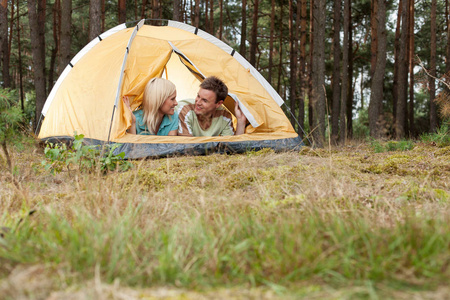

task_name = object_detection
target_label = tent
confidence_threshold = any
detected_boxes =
[38,20,303,159]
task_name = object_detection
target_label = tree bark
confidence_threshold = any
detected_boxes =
[370,0,378,78]
[17,1,24,111]
[173,0,181,21]
[0,0,11,88]
[308,0,313,130]
[408,0,415,136]
[312,0,326,147]
[209,0,214,34]
[298,0,307,139]
[249,0,259,67]
[89,0,101,40]
[239,0,247,58]
[368,0,387,138]
[58,0,72,75]
[118,0,126,23]
[48,0,60,91]
[268,0,275,85]
[219,0,223,39]
[141,0,147,19]
[289,0,297,128]
[28,0,47,129]
[395,0,408,139]
[347,0,353,138]
[331,0,341,144]
[339,0,349,144]
[195,0,200,27]
[430,0,437,132]
[393,0,402,132]
[277,0,284,93]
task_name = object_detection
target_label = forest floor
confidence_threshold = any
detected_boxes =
[0,137,449,299]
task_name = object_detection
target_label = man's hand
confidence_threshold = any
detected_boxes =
[234,101,247,135]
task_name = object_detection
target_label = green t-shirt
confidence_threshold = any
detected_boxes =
[177,99,234,137]
[133,109,179,136]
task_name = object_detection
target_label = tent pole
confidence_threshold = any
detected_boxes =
[107,19,146,143]
[283,103,312,146]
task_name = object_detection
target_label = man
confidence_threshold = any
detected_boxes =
[178,76,247,136]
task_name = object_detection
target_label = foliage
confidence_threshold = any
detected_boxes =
[369,138,415,153]
[42,133,132,174]
[0,88,23,144]
[420,122,450,147]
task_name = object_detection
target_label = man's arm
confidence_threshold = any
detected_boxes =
[178,105,194,136]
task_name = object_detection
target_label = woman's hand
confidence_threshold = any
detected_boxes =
[123,96,136,124]
[123,96,137,134]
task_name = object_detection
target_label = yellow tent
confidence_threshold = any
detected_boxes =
[38,20,302,158]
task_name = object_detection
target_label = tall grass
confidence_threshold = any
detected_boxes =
[1,143,449,298]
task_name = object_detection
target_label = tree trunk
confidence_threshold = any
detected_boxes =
[0,0,11,88]
[28,0,47,130]
[430,0,438,132]
[209,0,214,34]
[141,0,147,19]
[17,1,24,111]
[118,0,126,23]
[331,0,341,144]
[219,0,223,39]
[268,0,275,85]
[312,0,326,147]
[308,0,313,130]
[48,0,60,91]
[347,0,353,138]
[368,0,387,138]
[393,0,402,132]
[289,0,296,128]
[396,0,408,139]
[58,0,71,75]
[249,0,259,67]
[173,0,181,21]
[298,0,307,139]
[446,0,450,89]
[370,0,378,78]
[89,0,101,40]
[339,0,349,144]
[239,0,246,58]
[194,0,200,27]
[277,0,284,93]
[408,0,415,136]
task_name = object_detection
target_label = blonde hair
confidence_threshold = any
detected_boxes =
[142,78,176,134]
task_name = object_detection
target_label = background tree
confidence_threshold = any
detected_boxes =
[339,0,350,144]
[331,0,341,144]
[368,0,387,138]
[58,0,72,75]
[89,0,102,41]
[312,0,326,147]
[0,0,10,88]
[27,0,47,129]
[430,0,437,132]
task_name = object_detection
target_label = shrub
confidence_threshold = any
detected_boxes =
[42,133,133,175]
[420,122,450,147]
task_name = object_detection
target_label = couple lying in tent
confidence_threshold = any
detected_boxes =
[123,76,248,137]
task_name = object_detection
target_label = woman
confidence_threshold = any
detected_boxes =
[123,78,178,136]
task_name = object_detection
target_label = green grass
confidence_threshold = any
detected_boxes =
[1,139,449,299]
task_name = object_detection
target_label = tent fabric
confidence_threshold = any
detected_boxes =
[38,20,303,158]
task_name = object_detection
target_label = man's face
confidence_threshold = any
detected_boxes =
[194,88,223,116]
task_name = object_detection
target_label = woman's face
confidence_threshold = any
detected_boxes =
[159,91,178,115]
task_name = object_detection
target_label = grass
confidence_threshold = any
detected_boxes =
[0,138,449,299]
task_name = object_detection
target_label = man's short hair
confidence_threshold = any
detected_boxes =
[200,76,228,103]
